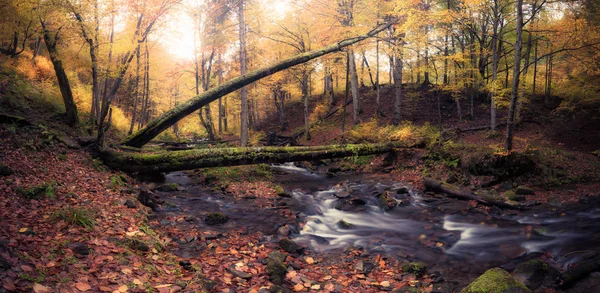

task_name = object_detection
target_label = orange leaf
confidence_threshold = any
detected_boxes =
[74,282,92,292]
[33,283,50,293]
[21,265,33,272]
[293,283,304,291]
[99,286,113,292]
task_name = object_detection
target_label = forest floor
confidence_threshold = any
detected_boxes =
[2,81,600,293]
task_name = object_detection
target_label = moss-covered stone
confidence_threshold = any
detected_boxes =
[515,186,535,195]
[402,262,428,277]
[513,259,551,290]
[156,183,179,192]
[461,268,531,293]
[504,190,525,202]
[279,238,304,254]
[204,212,229,225]
[377,193,396,211]
[337,220,355,229]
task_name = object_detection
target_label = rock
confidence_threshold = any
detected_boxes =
[69,242,90,256]
[137,189,164,211]
[184,236,195,243]
[326,172,335,178]
[179,260,194,271]
[504,190,525,202]
[268,252,288,263]
[159,219,171,225]
[337,220,355,229]
[204,212,229,225]
[279,238,304,254]
[184,215,196,222]
[396,187,410,194]
[124,199,137,208]
[378,193,397,211]
[515,186,535,196]
[402,262,428,277]
[156,183,180,192]
[512,259,552,290]
[0,164,13,176]
[127,238,150,252]
[266,257,287,285]
[499,244,527,259]
[461,268,531,293]
[268,285,284,293]
[227,267,253,279]
[277,225,290,237]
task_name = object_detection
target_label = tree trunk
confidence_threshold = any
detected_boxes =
[375,25,381,115]
[120,23,393,147]
[102,142,407,173]
[302,75,311,140]
[41,22,79,127]
[392,54,403,125]
[239,0,249,146]
[129,46,141,135]
[348,49,360,125]
[505,0,524,151]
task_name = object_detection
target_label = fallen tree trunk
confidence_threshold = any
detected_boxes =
[423,177,537,210]
[102,142,405,173]
[120,22,394,148]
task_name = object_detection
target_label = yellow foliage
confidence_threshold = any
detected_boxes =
[309,101,329,122]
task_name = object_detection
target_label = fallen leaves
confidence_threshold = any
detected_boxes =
[74,282,92,292]
[33,283,50,293]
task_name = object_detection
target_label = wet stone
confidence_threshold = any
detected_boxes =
[279,238,304,255]
[159,219,171,225]
[69,242,90,256]
[184,215,196,222]
[227,267,252,279]
[204,212,229,225]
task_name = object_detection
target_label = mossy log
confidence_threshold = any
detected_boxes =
[423,177,536,210]
[120,22,393,148]
[101,142,405,173]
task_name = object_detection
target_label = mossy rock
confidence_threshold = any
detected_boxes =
[126,238,150,252]
[204,212,229,225]
[267,251,288,263]
[273,185,290,197]
[337,220,355,229]
[504,190,525,202]
[402,262,428,277]
[513,259,554,290]
[0,164,13,176]
[279,238,304,254]
[156,183,179,192]
[461,268,531,293]
[377,193,396,211]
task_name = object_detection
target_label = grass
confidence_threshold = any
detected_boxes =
[51,207,96,228]
[16,181,57,200]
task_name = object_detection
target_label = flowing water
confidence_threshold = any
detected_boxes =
[159,163,600,282]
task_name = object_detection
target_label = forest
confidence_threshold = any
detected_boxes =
[1,0,600,292]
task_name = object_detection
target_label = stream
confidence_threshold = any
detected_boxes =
[156,163,600,287]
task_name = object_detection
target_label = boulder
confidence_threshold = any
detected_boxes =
[504,191,525,202]
[279,238,304,255]
[461,268,531,293]
[156,183,180,192]
[512,259,553,290]
[204,212,229,225]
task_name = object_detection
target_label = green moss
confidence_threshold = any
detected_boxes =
[504,190,525,202]
[16,181,57,200]
[461,268,531,293]
[204,212,229,225]
[156,183,179,192]
[402,262,428,277]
